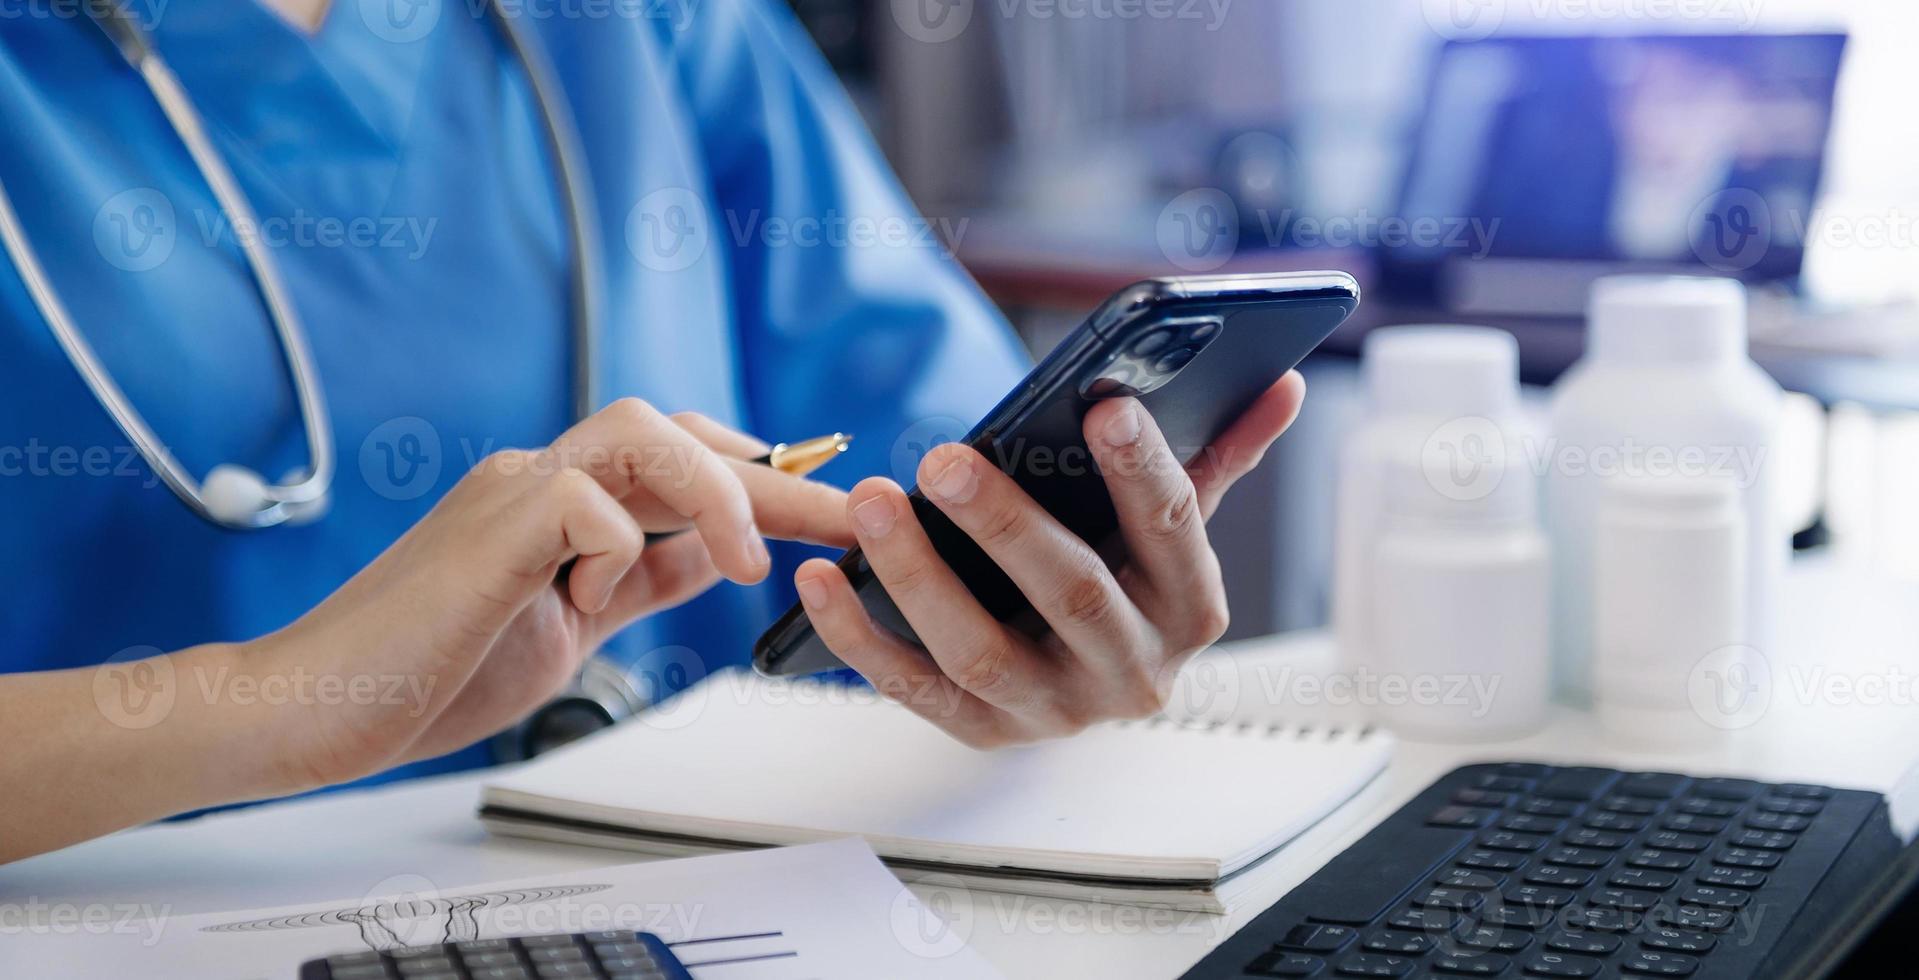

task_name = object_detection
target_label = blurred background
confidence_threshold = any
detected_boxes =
[781,0,1919,639]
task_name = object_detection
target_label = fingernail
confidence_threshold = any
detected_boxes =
[852,495,897,538]
[744,526,769,567]
[927,456,978,504]
[1103,402,1142,448]
[796,576,828,610]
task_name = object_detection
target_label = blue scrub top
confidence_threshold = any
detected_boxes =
[0,0,1028,786]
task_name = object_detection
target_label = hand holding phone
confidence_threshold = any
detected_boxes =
[757,272,1359,746]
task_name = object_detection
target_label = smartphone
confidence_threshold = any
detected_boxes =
[753,271,1361,676]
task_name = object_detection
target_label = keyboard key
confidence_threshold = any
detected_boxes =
[1543,932,1619,955]
[1693,778,1761,801]
[462,953,523,968]
[1533,769,1617,801]
[1581,812,1645,833]
[1498,764,1555,778]
[1542,847,1612,869]
[1455,926,1533,953]
[1773,783,1832,800]
[1431,951,1510,975]
[1625,850,1695,871]
[1746,812,1812,833]
[1561,907,1639,932]
[1415,887,1485,911]
[1430,806,1500,829]
[1674,798,1741,818]
[1621,951,1699,976]
[1483,905,1558,930]
[1522,952,1601,977]
[1501,814,1565,835]
[1640,831,1710,853]
[1659,814,1726,835]
[1641,927,1717,954]
[1474,775,1535,793]
[1678,886,1750,909]
[1456,789,1518,808]
[468,969,532,980]
[1248,951,1326,977]
[1714,847,1781,869]
[1525,866,1593,888]
[1589,889,1659,912]
[1520,798,1581,819]
[1608,869,1678,891]
[1460,850,1530,872]
[1363,930,1434,955]
[1729,829,1797,851]
[1438,870,1506,890]
[1617,773,1689,799]
[1757,796,1823,815]
[527,947,587,963]
[1656,906,1734,933]
[1560,829,1632,850]
[1597,795,1660,816]
[1333,953,1415,977]
[1479,831,1549,853]
[1503,885,1576,908]
[331,966,396,980]
[532,964,596,978]
[1696,866,1767,889]
[1387,907,1464,933]
[1280,924,1359,954]
[519,936,580,948]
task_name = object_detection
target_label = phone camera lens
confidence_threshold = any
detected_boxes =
[1153,347,1199,374]
[1130,328,1176,357]
[1187,320,1221,344]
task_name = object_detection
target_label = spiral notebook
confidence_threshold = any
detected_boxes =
[480,670,1393,912]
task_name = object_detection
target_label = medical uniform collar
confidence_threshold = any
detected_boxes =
[145,0,445,187]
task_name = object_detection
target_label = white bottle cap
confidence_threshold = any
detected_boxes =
[1587,275,1747,365]
[1363,325,1519,420]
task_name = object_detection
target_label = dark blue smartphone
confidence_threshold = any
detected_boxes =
[753,271,1361,676]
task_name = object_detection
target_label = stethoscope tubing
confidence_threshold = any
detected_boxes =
[0,2,599,529]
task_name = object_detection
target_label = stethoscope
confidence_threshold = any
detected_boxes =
[0,2,603,530]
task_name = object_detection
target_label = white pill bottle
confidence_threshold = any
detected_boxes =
[1546,276,1784,702]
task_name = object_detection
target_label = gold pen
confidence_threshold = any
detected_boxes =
[756,432,852,477]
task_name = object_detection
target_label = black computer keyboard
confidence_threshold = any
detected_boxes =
[298,930,692,980]
[1181,764,1906,979]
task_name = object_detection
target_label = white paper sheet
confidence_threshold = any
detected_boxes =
[3,838,1001,979]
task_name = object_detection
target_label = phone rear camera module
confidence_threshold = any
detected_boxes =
[1130,328,1176,357]
[1153,347,1199,374]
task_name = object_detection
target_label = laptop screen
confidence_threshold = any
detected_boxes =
[1385,33,1848,303]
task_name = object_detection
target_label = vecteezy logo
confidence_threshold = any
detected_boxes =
[1162,654,1240,721]
[1421,416,1506,502]
[359,417,443,501]
[358,0,440,43]
[890,0,973,44]
[94,188,176,273]
[1156,188,1239,273]
[1689,187,1773,273]
[889,874,973,959]
[92,645,177,730]
[632,645,709,731]
[625,188,710,273]
[1689,645,1772,730]
[1421,0,1505,41]
[889,416,970,487]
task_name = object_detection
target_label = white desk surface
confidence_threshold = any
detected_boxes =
[8,557,1919,979]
